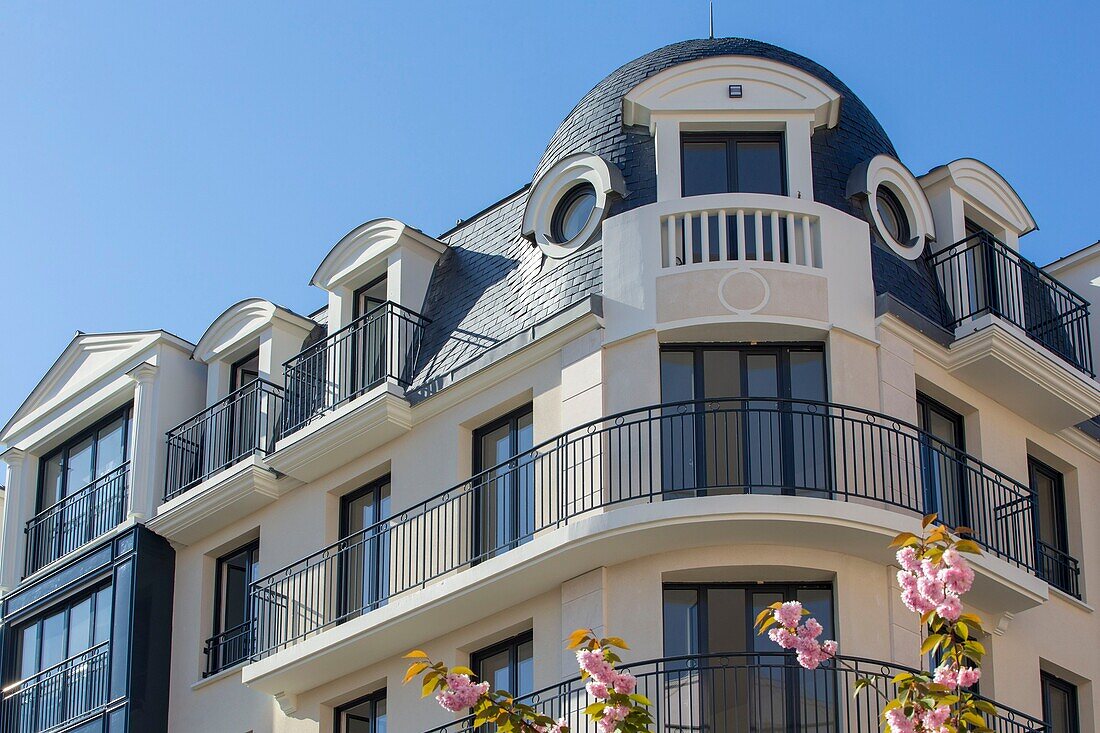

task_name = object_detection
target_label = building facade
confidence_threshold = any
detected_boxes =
[1,37,1097,733]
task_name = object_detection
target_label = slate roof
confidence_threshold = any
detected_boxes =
[400,38,951,389]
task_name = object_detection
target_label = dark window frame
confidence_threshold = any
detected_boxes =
[1041,671,1080,733]
[659,343,827,403]
[11,581,113,684]
[229,349,261,391]
[680,131,788,197]
[1029,457,1069,552]
[338,475,393,616]
[875,185,911,245]
[335,688,387,733]
[471,629,535,697]
[915,392,970,528]
[472,404,535,560]
[550,183,597,244]
[662,581,834,655]
[212,540,260,647]
[353,274,388,320]
[36,405,132,513]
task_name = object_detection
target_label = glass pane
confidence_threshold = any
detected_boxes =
[1044,680,1074,733]
[477,647,513,692]
[66,436,94,495]
[479,422,513,554]
[342,697,381,733]
[95,416,127,476]
[683,141,729,196]
[705,589,748,733]
[375,698,387,733]
[790,351,829,494]
[516,638,534,697]
[557,188,596,242]
[67,597,93,657]
[94,587,112,645]
[662,588,700,657]
[232,352,260,390]
[41,609,67,669]
[18,623,40,679]
[796,589,837,733]
[661,352,698,493]
[750,591,787,732]
[1035,470,1060,546]
[40,453,65,509]
[356,278,388,318]
[703,351,743,493]
[220,548,253,629]
[706,588,747,653]
[735,141,783,194]
[745,355,781,490]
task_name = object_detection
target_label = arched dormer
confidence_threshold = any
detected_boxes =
[621,55,842,202]
[193,298,315,404]
[919,158,1037,252]
[311,218,447,333]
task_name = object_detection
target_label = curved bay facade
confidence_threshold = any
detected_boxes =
[2,37,1098,733]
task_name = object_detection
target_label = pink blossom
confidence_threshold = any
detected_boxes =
[943,548,961,566]
[885,708,916,733]
[773,601,804,628]
[897,570,918,592]
[821,639,838,656]
[798,617,823,640]
[917,574,946,605]
[597,704,630,732]
[901,587,935,614]
[957,666,981,688]
[586,679,610,699]
[768,627,797,649]
[576,649,616,684]
[933,664,958,689]
[936,595,962,621]
[435,674,489,713]
[940,559,974,595]
[896,546,920,572]
[533,719,568,733]
[611,671,636,695]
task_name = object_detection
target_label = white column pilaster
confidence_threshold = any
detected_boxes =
[126,361,160,522]
[0,448,32,592]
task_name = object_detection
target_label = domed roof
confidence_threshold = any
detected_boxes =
[536,37,896,218]
[533,37,945,327]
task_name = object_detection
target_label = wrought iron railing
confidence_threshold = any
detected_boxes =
[203,621,253,677]
[248,398,1038,659]
[164,379,284,501]
[928,231,1094,376]
[0,642,110,733]
[281,302,429,436]
[421,652,1046,733]
[24,464,129,577]
[1037,540,1081,599]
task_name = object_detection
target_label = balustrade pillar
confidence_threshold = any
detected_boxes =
[0,447,31,590]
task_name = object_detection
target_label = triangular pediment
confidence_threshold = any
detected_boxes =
[2,330,191,443]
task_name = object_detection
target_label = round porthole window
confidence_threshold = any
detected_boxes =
[875,185,911,247]
[551,183,597,244]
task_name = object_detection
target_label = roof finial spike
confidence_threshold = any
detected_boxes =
[709,0,714,39]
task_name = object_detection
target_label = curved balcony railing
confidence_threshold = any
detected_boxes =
[0,642,110,733]
[929,231,1094,376]
[281,301,429,436]
[25,463,129,577]
[422,652,1045,733]
[248,398,1038,659]
[164,379,284,501]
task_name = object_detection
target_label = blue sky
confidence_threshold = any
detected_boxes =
[1,1,1098,430]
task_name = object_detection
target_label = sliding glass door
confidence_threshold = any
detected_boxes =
[659,345,828,497]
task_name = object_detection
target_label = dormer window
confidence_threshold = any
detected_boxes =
[551,183,597,244]
[681,132,786,197]
[230,350,260,391]
[354,275,388,318]
[38,408,130,514]
[875,185,911,246]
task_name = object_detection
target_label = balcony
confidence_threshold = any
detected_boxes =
[602,193,877,347]
[24,464,129,577]
[152,380,288,545]
[1037,540,1081,599]
[421,652,1044,733]
[244,399,1049,692]
[203,621,253,678]
[266,302,427,482]
[929,230,1094,376]
[0,642,111,733]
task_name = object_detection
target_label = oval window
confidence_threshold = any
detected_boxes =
[876,185,911,246]
[551,183,597,244]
